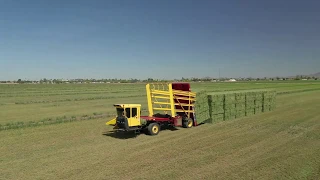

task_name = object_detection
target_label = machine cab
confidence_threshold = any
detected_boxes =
[114,104,141,127]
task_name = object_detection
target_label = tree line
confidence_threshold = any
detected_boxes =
[0,75,317,84]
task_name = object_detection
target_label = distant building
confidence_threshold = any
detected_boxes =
[228,79,236,82]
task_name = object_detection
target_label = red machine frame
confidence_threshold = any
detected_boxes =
[140,82,198,127]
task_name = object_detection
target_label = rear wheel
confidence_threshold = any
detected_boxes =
[182,118,193,128]
[147,123,160,135]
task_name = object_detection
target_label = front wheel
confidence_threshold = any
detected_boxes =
[147,123,160,135]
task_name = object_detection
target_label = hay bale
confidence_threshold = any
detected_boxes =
[235,101,246,118]
[194,91,210,124]
[269,90,277,110]
[236,109,246,118]
[246,108,255,116]
[245,97,255,113]
[224,114,236,120]
[212,113,224,122]
[235,102,246,109]
[212,105,224,114]
[263,104,271,112]
[224,107,236,120]
[255,100,263,108]
[255,92,263,100]
[208,93,225,114]
[224,92,236,114]
[262,90,276,112]
[224,92,236,104]
[235,92,246,104]
[255,106,263,114]
[211,93,225,102]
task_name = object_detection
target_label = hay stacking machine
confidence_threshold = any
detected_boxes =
[106,82,200,135]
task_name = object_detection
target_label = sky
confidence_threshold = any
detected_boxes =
[0,0,319,80]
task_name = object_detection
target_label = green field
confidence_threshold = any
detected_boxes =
[1,81,320,179]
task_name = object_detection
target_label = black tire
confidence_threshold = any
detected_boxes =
[182,118,193,128]
[147,123,160,135]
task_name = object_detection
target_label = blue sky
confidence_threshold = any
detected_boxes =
[0,0,319,80]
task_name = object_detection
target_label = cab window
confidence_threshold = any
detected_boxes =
[125,108,131,117]
[124,108,137,118]
[132,108,137,117]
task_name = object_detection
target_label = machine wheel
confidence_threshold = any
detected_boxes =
[182,118,193,128]
[147,123,160,135]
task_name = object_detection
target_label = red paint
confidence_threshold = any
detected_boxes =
[140,115,184,127]
[140,116,172,121]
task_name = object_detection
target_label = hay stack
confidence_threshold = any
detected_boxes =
[224,92,236,120]
[263,90,276,112]
[245,91,256,116]
[191,89,276,124]
[254,92,263,114]
[208,92,225,123]
[235,92,246,118]
[194,90,210,124]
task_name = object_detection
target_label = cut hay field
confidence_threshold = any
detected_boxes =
[1,81,320,179]
[1,81,320,126]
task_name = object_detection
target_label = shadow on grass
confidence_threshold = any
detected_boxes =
[102,125,180,139]
[102,130,140,139]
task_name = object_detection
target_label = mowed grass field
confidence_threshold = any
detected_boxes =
[1,81,320,179]
[1,81,320,125]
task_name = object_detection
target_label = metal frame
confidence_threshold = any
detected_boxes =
[146,83,196,119]
[106,82,199,130]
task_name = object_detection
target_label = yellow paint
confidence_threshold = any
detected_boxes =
[106,118,116,126]
[145,83,196,118]
[187,119,193,127]
[108,104,142,127]
[113,104,141,108]
[146,84,153,117]
[127,105,141,126]
[168,83,176,117]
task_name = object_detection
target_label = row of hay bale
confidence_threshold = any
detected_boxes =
[194,90,276,124]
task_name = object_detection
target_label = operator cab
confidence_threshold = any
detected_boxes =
[113,104,141,129]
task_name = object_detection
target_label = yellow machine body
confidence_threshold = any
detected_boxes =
[105,83,197,135]
[106,104,141,127]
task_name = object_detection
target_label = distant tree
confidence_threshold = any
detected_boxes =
[17,79,22,83]
[40,78,48,84]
